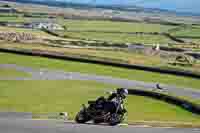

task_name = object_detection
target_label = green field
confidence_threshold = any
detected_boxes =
[0,80,199,123]
[0,52,199,89]
[63,20,175,33]
[184,38,200,44]
[171,26,200,38]
[58,19,177,44]
[1,6,200,45]
[63,31,174,44]
[0,67,30,78]
[0,16,27,23]
[0,15,181,44]
[2,42,200,76]
[170,26,200,45]
[0,43,162,66]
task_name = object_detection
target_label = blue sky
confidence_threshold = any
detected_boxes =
[26,0,200,14]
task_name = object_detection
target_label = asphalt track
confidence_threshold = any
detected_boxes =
[0,113,199,133]
[1,120,200,133]
[0,64,200,100]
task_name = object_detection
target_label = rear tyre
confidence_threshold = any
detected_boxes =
[75,109,90,123]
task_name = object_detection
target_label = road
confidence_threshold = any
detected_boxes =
[0,118,199,133]
[0,64,200,100]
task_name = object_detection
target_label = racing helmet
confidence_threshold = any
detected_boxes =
[117,88,128,99]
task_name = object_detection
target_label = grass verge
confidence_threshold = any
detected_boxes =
[0,16,27,23]
[62,31,173,44]
[0,67,30,78]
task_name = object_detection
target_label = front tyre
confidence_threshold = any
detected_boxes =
[75,109,90,123]
[109,113,123,126]
[93,119,103,124]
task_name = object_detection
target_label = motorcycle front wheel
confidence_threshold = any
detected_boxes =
[109,113,123,126]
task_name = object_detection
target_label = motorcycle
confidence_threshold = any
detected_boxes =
[75,95,127,126]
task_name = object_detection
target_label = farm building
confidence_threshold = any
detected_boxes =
[31,22,64,31]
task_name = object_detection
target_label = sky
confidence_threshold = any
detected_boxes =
[18,0,200,14]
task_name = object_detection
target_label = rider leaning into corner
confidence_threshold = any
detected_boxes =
[75,88,129,125]
[96,88,129,114]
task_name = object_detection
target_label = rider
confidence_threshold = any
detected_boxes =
[107,88,129,101]
[105,88,128,114]
[95,88,128,111]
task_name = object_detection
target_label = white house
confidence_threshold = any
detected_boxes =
[32,22,64,31]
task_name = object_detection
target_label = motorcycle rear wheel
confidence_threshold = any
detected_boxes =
[75,109,90,123]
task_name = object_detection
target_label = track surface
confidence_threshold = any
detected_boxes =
[0,64,200,100]
[0,113,199,133]
[2,120,200,133]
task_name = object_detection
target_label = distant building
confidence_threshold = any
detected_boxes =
[0,21,64,31]
[31,22,64,31]
[6,23,23,28]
